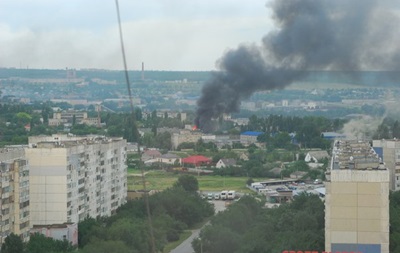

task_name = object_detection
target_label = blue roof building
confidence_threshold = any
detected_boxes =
[240,131,264,145]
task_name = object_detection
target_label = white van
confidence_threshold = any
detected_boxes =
[227,190,236,200]
[221,190,228,200]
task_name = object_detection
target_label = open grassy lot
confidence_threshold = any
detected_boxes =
[127,170,263,193]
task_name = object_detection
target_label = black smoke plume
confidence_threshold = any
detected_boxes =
[196,0,400,132]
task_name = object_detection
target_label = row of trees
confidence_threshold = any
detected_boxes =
[192,193,325,253]
[191,189,400,253]
[1,233,74,253]
[1,175,213,253]
[78,175,213,253]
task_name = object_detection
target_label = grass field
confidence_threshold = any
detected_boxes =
[127,170,263,193]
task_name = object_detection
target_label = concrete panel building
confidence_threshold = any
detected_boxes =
[171,130,202,150]
[373,139,400,191]
[325,140,389,253]
[31,223,78,246]
[26,134,127,226]
[0,149,30,245]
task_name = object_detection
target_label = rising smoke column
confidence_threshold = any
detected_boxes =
[196,0,400,132]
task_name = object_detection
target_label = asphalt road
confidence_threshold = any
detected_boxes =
[169,200,227,253]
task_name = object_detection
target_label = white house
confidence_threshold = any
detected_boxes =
[157,153,181,165]
[216,158,237,168]
[304,150,330,163]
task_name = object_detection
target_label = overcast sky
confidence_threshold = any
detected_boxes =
[0,0,273,71]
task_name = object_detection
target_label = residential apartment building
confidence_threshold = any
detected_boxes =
[0,149,30,245]
[48,111,100,127]
[325,140,389,253]
[26,134,127,226]
[373,139,400,191]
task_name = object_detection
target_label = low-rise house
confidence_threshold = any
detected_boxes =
[142,149,162,161]
[157,153,181,165]
[240,131,263,145]
[216,158,237,168]
[31,223,78,246]
[182,155,212,167]
[304,150,330,163]
[239,153,249,161]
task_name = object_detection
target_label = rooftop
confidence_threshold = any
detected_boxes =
[330,140,386,171]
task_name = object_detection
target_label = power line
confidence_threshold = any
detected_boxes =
[115,1,157,252]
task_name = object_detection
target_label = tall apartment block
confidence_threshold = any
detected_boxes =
[373,139,400,191]
[325,140,389,253]
[0,149,30,244]
[25,135,127,226]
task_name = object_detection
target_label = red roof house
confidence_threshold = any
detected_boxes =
[182,155,212,166]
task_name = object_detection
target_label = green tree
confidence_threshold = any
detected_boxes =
[123,113,140,142]
[1,233,24,253]
[80,238,131,253]
[78,218,100,247]
[174,175,199,192]
[27,233,74,253]
[15,112,32,125]
[393,120,400,139]
[374,123,390,139]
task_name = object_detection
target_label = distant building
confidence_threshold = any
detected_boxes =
[49,111,100,127]
[241,101,256,111]
[216,158,237,168]
[240,131,263,145]
[325,140,389,253]
[321,132,346,140]
[157,153,181,165]
[171,130,202,150]
[229,118,249,126]
[0,148,30,245]
[304,150,330,163]
[182,155,212,167]
[142,150,162,161]
[154,111,187,121]
[239,153,249,161]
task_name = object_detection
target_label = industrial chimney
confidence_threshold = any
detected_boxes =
[141,62,144,80]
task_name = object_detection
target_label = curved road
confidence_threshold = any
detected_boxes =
[170,200,227,253]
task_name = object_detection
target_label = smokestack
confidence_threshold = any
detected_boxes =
[141,62,144,80]
[195,0,400,132]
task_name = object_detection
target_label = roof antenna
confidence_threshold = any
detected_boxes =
[115,1,156,252]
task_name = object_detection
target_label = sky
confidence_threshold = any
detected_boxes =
[0,0,273,71]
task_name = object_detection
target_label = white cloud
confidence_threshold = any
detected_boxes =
[0,0,273,70]
[0,17,272,70]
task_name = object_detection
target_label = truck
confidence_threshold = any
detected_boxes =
[221,190,228,200]
[227,190,236,200]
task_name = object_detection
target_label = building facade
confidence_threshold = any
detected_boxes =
[49,111,100,127]
[373,139,400,191]
[31,223,78,246]
[0,149,30,245]
[26,135,127,226]
[325,140,389,253]
[171,130,202,150]
[240,131,263,145]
